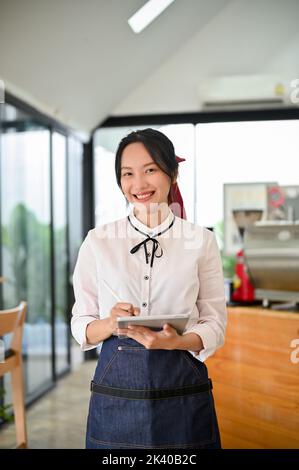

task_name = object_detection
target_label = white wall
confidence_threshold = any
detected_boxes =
[112,0,299,116]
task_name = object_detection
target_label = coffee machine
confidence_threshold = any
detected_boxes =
[231,209,263,303]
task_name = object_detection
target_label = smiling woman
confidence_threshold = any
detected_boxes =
[120,145,174,226]
[71,128,227,449]
[117,130,177,185]
[121,160,160,202]
[115,128,178,227]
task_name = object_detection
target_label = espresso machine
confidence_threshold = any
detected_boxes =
[231,209,263,302]
[244,221,299,307]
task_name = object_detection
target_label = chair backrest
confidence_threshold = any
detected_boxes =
[0,302,27,353]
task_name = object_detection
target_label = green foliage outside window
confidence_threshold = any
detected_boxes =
[0,389,14,423]
[2,203,66,322]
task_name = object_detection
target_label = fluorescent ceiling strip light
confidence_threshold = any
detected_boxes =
[128,0,176,34]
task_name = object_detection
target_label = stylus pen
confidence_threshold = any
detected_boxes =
[102,279,134,338]
[102,279,122,303]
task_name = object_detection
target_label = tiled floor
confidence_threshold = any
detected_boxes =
[0,360,97,449]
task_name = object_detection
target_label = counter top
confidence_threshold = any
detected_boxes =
[206,304,299,448]
[227,305,299,319]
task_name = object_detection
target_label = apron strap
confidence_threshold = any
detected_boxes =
[90,379,213,400]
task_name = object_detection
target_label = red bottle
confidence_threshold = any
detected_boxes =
[232,249,255,302]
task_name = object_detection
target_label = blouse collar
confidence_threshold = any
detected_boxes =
[127,204,175,237]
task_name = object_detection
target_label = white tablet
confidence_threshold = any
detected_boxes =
[117,314,190,335]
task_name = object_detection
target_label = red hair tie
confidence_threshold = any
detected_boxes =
[169,156,186,220]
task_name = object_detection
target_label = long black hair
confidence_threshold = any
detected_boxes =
[115,128,179,205]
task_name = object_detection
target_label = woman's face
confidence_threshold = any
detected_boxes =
[120,142,175,212]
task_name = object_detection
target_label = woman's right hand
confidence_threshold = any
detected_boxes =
[108,302,140,335]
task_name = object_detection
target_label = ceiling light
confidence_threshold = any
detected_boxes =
[128,0,176,34]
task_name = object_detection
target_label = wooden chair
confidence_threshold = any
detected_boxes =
[0,301,28,448]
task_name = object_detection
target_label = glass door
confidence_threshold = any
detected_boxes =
[1,107,53,399]
[52,132,69,376]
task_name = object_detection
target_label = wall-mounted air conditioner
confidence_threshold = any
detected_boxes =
[197,75,295,110]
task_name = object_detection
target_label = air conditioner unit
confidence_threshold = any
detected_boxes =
[198,75,294,110]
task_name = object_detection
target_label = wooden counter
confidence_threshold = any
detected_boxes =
[205,306,299,448]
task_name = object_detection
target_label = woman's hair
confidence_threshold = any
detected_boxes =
[115,128,179,205]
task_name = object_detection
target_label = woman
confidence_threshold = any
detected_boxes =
[71,128,227,449]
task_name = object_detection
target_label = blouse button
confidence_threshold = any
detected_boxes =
[144,275,149,280]
[142,302,147,308]
[147,252,151,257]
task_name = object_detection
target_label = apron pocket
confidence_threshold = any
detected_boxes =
[98,348,208,389]
[181,350,208,380]
[87,388,216,448]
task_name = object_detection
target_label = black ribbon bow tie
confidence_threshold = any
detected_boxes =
[130,236,163,268]
[128,214,175,268]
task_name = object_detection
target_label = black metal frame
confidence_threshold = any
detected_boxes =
[82,140,96,360]
[95,107,299,130]
[49,131,57,383]
[83,141,95,238]
[65,135,72,369]
[5,91,85,139]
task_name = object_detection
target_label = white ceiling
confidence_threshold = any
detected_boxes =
[1,0,298,138]
[114,0,299,116]
[0,0,231,135]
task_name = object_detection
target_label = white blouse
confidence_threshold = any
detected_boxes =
[71,206,227,362]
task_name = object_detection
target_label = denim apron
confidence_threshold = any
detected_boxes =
[85,334,221,449]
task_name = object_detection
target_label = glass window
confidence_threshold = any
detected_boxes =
[0,109,53,398]
[195,120,299,229]
[93,124,196,226]
[0,101,80,409]
[52,132,69,376]
[68,136,83,273]
[67,135,84,363]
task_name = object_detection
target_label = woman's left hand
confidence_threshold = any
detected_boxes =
[117,323,180,350]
